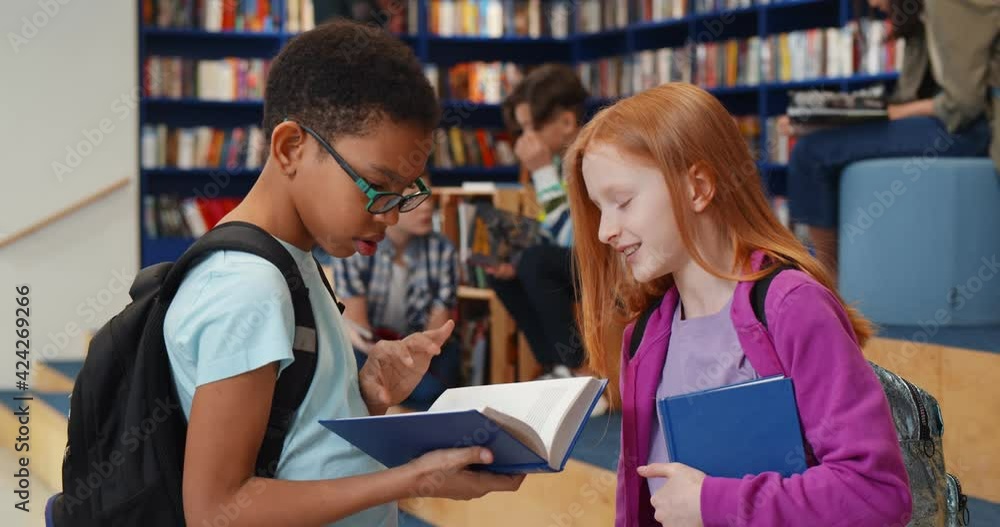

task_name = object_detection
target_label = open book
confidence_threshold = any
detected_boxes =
[320,377,608,473]
[466,203,547,268]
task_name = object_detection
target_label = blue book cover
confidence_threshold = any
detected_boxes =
[657,375,805,478]
[321,377,608,474]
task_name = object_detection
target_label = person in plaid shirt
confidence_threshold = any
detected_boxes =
[320,179,462,404]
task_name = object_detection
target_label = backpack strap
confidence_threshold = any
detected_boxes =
[163,221,336,478]
[750,264,796,330]
[628,296,663,359]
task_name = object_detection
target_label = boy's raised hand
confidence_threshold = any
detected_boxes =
[359,320,455,414]
[405,446,526,500]
[514,130,552,172]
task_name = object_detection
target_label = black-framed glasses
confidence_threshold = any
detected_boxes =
[289,120,432,214]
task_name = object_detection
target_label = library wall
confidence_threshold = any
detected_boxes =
[0,1,139,384]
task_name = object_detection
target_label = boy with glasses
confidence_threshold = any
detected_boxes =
[163,19,523,527]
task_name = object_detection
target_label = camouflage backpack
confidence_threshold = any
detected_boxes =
[753,268,970,526]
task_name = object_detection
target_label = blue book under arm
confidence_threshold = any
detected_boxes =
[321,377,608,474]
[657,375,806,479]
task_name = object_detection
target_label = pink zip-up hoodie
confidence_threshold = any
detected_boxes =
[616,251,912,527]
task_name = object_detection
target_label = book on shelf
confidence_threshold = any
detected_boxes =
[427,62,526,103]
[574,0,628,34]
[657,375,805,479]
[428,0,570,39]
[578,20,901,100]
[578,46,691,99]
[733,115,761,156]
[466,202,546,268]
[693,0,752,14]
[762,21,902,84]
[765,117,797,164]
[285,0,315,33]
[144,57,271,101]
[458,316,490,386]
[575,0,688,34]
[142,124,266,170]
[321,377,608,473]
[143,0,281,32]
[143,195,242,239]
[431,127,517,169]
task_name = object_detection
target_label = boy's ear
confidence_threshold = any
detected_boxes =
[687,162,716,213]
[270,121,306,177]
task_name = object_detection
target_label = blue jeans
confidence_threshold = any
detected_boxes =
[788,116,991,228]
[354,339,462,405]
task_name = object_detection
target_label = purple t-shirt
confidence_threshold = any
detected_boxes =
[646,294,758,496]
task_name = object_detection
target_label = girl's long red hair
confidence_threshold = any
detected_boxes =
[565,83,873,377]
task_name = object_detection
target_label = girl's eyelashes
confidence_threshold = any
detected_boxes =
[617,198,632,210]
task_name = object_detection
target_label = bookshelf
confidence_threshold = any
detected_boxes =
[139,0,898,266]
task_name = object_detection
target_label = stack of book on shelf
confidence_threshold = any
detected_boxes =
[733,115,761,156]
[762,20,903,84]
[141,125,267,170]
[765,117,794,165]
[577,56,629,99]
[142,0,282,32]
[637,0,688,22]
[143,195,242,239]
[144,57,271,101]
[693,0,752,13]
[574,0,631,33]
[430,128,518,169]
[284,0,316,33]
[578,19,902,101]
[436,62,526,103]
[578,46,692,99]
[428,0,571,38]
[575,0,688,33]
[856,18,903,76]
[694,38,761,88]
[459,316,490,386]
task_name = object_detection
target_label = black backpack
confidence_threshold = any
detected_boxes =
[48,221,343,526]
[627,266,970,527]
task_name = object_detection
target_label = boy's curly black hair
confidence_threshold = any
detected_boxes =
[263,19,440,144]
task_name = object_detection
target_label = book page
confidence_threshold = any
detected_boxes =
[548,380,604,469]
[428,377,592,460]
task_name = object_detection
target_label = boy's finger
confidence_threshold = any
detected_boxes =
[424,319,455,346]
[403,333,439,357]
[448,447,492,470]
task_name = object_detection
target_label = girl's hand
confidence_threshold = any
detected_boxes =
[638,463,706,527]
[359,320,454,414]
[406,447,526,500]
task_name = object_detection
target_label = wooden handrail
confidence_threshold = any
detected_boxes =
[0,177,132,249]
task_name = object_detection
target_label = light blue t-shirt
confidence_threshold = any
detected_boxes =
[164,237,397,527]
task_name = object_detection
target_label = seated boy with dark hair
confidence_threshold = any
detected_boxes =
[164,19,523,527]
[489,64,607,413]
[321,174,463,405]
